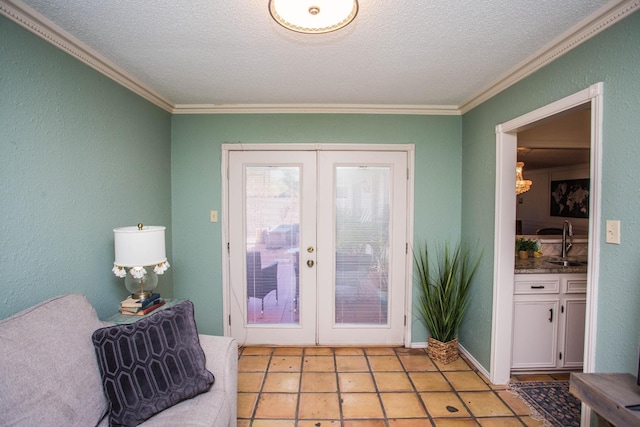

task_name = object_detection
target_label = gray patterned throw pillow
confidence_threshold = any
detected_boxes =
[92,300,214,426]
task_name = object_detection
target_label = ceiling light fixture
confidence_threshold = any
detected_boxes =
[269,0,359,34]
[516,162,533,195]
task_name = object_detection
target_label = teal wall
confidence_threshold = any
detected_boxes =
[461,11,640,373]
[171,114,462,336]
[0,17,172,320]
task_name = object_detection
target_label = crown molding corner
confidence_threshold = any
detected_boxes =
[1,0,174,112]
[459,0,639,114]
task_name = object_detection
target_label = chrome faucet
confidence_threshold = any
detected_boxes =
[561,220,573,259]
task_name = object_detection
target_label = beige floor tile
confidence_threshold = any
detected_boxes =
[550,373,571,381]
[268,355,302,372]
[368,355,404,371]
[520,415,546,426]
[239,355,270,372]
[254,393,298,419]
[336,355,370,372]
[388,419,433,427]
[262,372,300,393]
[409,372,452,392]
[301,372,338,392]
[341,393,385,419]
[399,355,438,371]
[338,372,377,392]
[241,347,273,355]
[433,419,480,426]
[343,420,387,427]
[303,347,334,355]
[298,392,341,419]
[420,392,470,418]
[335,347,365,355]
[434,358,472,371]
[272,347,303,355]
[236,419,251,427]
[365,347,399,356]
[237,392,258,418]
[380,392,428,418]
[303,355,336,371]
[443,372,490,391]
[458,392,513,417]
[251,420,296,427]
[238,372,265,392]
[374,372,414,392]
[497,390,531,416]
[298,421,341,427]
[477,417,525,427]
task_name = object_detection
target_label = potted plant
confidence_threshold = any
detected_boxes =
[414,241,481,364]
[515,237,538,259]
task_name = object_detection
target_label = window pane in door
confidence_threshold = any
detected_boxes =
[335,166,389,325]
[245,166,300,325]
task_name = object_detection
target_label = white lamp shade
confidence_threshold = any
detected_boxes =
[114,225,166,267]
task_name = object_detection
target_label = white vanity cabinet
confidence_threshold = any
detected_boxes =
[512,273,586,370]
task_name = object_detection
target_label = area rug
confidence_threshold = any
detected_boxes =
[509,381,581,427]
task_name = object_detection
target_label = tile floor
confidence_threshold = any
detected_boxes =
[237,346,571,426]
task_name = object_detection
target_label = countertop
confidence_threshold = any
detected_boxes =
[515,255,588,274]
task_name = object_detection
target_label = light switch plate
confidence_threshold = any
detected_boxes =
[606,220,620,244]
[210,210,218,223]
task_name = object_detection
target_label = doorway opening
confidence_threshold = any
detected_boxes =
[491,83,603,391]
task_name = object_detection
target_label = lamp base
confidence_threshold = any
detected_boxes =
[130,291,153,300]
[124,267,158,300]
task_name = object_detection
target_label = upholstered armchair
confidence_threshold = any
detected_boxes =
[246,252,278,313]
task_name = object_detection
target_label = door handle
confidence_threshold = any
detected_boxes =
[548,308,553,323]
[307,259,315,268]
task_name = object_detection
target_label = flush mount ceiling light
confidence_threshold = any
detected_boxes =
[269,0,359,34]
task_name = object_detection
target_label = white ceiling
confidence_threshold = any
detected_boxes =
[2,0,634,113]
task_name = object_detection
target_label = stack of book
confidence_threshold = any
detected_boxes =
[119,293,165,316]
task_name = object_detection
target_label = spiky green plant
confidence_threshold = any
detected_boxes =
[414,241,481,343]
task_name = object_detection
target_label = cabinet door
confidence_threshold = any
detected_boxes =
[561,297,586,369]
[512,299,559,369]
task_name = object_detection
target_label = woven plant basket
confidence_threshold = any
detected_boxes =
[427,337,459,364]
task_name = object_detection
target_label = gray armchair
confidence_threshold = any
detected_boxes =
[246,252,278,313]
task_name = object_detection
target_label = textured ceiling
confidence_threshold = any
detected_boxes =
[4,0,626,110]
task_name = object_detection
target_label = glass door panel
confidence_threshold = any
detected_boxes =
[335,166,390,325]
[245,166,300,325]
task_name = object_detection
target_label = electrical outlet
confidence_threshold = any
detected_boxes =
[210,210,218,223]
[606,220,620,244]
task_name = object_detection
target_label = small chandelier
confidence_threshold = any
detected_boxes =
[516,162,532,195]
[269,0,359,34]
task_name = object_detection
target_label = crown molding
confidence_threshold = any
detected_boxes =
[2,0,637,116]
[459,0,640,114]
[172,103,460,115]
[0,0,174,112]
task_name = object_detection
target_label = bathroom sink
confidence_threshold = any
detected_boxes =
[546,260,586,267]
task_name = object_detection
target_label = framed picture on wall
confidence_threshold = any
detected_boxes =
[550,179,590,218]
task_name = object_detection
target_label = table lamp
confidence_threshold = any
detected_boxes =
[112,223,170,299]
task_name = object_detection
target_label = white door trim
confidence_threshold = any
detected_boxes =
[221,143,415,346]
[490,83,603,404]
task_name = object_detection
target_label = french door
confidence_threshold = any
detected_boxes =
[227,148,409,345]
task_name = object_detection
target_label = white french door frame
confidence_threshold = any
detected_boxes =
[220,143,415,347]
